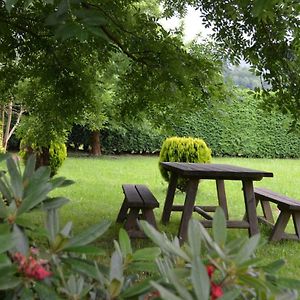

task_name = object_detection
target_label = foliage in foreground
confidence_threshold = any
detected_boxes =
[0,154,299,299]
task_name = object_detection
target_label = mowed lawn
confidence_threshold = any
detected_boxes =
[43,155,300,278]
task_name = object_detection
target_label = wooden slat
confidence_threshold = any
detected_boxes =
[160,162,273,180]
[255,187,300,209]
[122,184,159,208]
[122,184,144,207]
[193,206,213,220]
[136,184,159,208]
[200,220,250,228]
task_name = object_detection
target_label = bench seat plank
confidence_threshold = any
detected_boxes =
[117,184,159,238]
[254,187,300,242]
[254,187,300,209]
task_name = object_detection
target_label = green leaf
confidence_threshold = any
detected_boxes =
[55,22,85,41]
[34,281,62,300]
[0,253,12,268]
[50,177,74,189]
[0,178,13,203]
[191,256,210,300]
[139,221,190,261]
[261,259,285,273]
[67,220,111,248]
[60,221,73,238]
[0,275,21,290]
[120,277,156,298]
[22,155,36,182]
[12,224,28,255]
[167,269,193,300]
[85,26,110,41]
[62,257,101,280]
[42,197,70,210]
[151,281,182,300]
[6,157,23,200]
[235,234,260,265]
[17,182,52,215]
[46,208,59,242]
[127,261,158,273]
[0,233,15,253]
[132,247,161,261]
[212,207,227,246]
[109,278,123,299]
[219,289,241,300]
[0,198,8,219]
[188,219,201,257]
[64,245,106,256]
[109,250,123,281]
[4,0,19,13]
[119,228,132,256]
[276,277,300,290]
[239,273,268,290]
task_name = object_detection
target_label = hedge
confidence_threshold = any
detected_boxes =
[65,89,300,158]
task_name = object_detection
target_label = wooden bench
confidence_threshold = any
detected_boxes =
[254,187,300,241]
[116,184,159,238]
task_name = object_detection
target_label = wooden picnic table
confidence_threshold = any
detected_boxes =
[160,162,273,241]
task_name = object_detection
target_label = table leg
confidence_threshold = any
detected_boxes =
[216,180,229,220]
[178,179,199,242]
[161,173,178,225]
[242,180,259,236]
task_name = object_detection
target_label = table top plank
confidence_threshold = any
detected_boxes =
[160,162,273,180]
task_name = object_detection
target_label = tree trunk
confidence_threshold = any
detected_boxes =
[90,130,101,156]
[36,147,50,169]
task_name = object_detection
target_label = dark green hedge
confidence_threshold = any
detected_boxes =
[66,89,300,158]
[172,90,300,158]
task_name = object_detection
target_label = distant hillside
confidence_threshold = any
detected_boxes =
[223,65,265,90]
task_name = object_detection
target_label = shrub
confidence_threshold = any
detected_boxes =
[19,140,67,176]
[159,136,212,190]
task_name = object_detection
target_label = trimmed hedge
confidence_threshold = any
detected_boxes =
[159,136,212,190]
[66,89,300,158]
[172,90,300,158]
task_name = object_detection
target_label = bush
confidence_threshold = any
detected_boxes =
[159,136,212,190]
[19,140,67,176]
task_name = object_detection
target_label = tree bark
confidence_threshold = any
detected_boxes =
[90,130,101,156]
[36,147,50,169]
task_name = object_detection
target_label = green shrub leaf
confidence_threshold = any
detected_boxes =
[67,220,111,248]
[118,228,132,256]
[213,207,227,246]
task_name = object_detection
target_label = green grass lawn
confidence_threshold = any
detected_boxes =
[44,155,300,278]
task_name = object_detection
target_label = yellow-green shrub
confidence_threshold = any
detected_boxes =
[159,136,212,190]
[19,140,67,176]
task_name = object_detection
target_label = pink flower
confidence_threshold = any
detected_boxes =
[206,265,215,278]
[12,252,51,281]
[210,282,223,300]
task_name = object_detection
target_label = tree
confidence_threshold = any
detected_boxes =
[161,0,300,124]
[0,0,226,161]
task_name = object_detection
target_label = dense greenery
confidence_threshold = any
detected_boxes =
[162,0,300,124]
[172,89,300,158]
[67,89,300,158]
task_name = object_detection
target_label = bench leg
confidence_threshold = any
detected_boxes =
[260,200,274,223]
[116,199,129,223]
[216,180,229,220]
[124,208,140,232]
[270,211,291,242]
[292,212,300,239]
[141,209,158,229]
